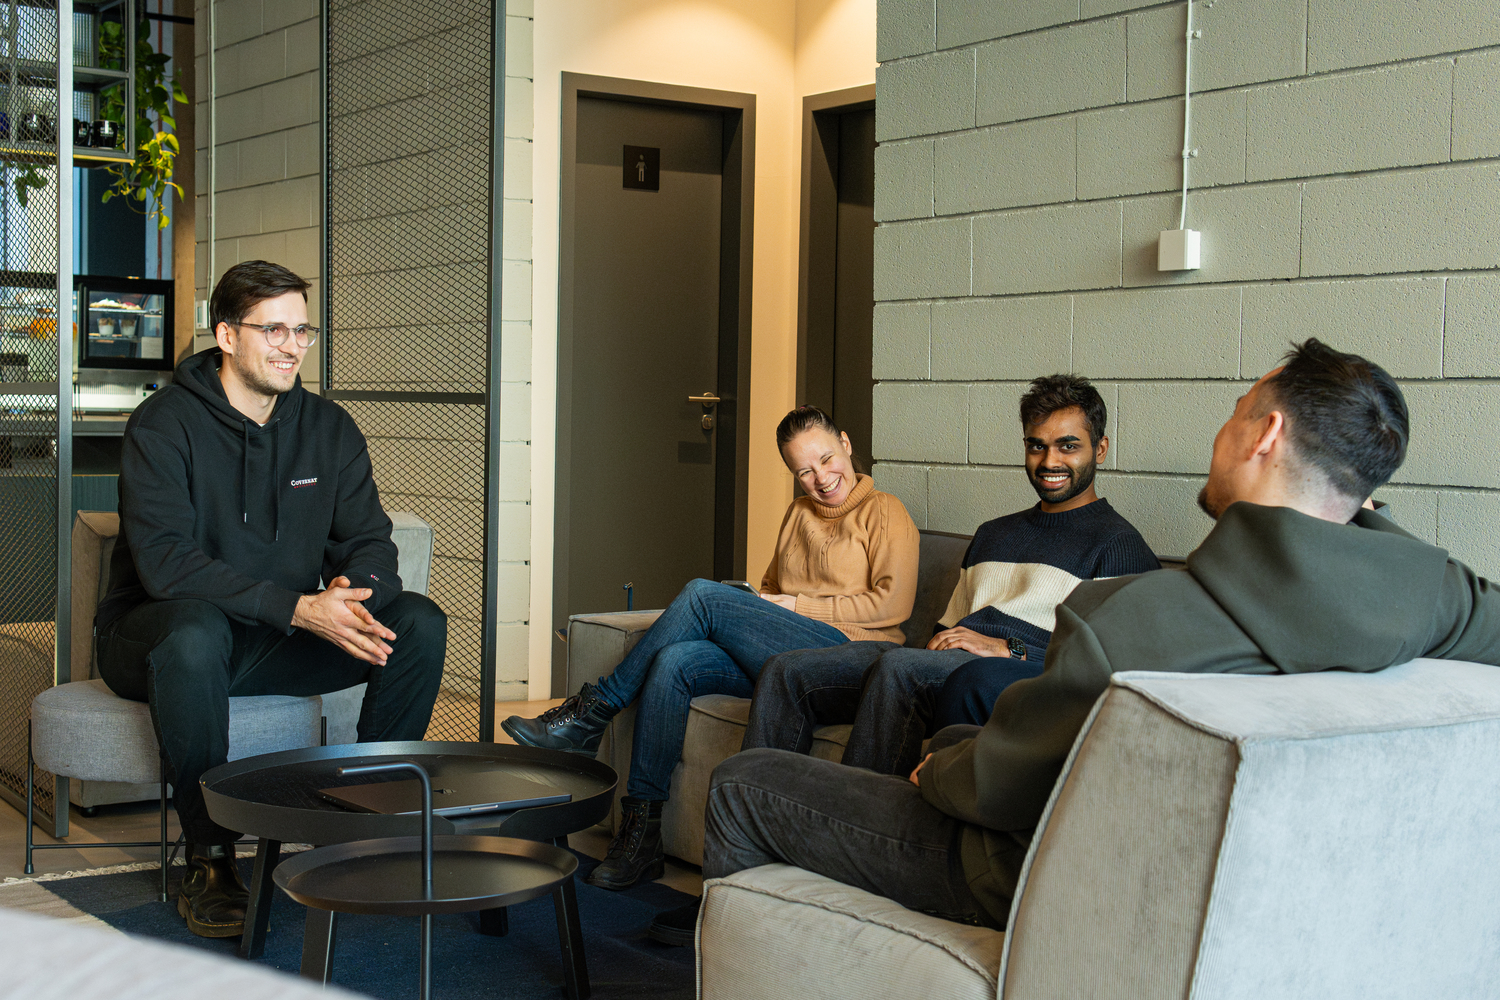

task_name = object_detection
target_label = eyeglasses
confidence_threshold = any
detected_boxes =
[231,321,320,349]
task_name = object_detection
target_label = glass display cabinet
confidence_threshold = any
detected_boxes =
[77,274,170,368]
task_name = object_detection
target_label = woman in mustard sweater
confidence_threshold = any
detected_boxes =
[502,405,919,889]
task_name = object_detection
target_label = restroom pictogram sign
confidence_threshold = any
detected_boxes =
[623,145,660,190]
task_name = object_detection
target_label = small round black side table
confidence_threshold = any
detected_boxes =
[201,741,616,1000]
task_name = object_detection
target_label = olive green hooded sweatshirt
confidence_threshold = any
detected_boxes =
[919,501,1500,925]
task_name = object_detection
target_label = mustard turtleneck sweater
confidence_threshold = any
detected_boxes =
[760,473,920,643]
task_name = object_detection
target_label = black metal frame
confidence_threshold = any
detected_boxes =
[320,0,502,740]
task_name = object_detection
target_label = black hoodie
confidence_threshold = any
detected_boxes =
[917,502,1500,924]
[97,349,402,632]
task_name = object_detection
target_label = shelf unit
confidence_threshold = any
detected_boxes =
[0,0,134,172]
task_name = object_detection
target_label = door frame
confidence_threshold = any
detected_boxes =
[796,84,876,412]
[554,73,757,695]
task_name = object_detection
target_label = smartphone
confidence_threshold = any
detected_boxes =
[720,580,758,595]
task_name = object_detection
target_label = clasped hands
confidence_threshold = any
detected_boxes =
[292,576,396,665]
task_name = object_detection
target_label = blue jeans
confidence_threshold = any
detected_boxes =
[933,655,1046,730]
[593,579,849,800]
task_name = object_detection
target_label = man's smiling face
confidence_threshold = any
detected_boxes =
[1024,405,1106,511]
[220,290,309,398]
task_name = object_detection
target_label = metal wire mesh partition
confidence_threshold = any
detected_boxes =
[323,0,502,741]
[0,2,67,828]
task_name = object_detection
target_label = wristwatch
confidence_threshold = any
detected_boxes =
[1006,637,1026,660]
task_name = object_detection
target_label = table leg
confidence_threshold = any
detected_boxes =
[238,837,281,960]
[479,906,509,936]
[300,908,339,983]
[552,844,590,1000]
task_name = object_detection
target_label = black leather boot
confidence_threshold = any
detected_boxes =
[648,898,702,946]
[585,797,664,890]
[176,843,249,938]
[501,681,618,755]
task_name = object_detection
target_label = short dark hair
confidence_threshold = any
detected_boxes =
[1257,338,1408,500]
[1019,374,1107,444]
[210,260,310,330]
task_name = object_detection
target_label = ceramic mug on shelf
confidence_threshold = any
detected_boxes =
[73,118,91,146]
[19,114,53,142]
[90,120,119,149]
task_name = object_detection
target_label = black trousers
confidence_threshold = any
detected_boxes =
[743,642,982,776]
[97,593,447,844]
[705,726,1012,928]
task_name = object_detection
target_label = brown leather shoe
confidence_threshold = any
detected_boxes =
[176,843,248,938]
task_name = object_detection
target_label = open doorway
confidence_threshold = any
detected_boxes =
[797,85,876,469]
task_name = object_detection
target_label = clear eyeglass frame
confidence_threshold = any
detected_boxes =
[231,321,321,349]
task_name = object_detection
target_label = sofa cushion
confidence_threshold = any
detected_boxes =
[699,863,1005,1000]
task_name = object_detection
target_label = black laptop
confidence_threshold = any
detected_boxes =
[319,771,571,818]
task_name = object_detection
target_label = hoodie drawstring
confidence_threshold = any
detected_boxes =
[272,419,281,542]
[241,419,283,542]
[241,422,249,524]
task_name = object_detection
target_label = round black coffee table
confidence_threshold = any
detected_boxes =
[201,741,615,999]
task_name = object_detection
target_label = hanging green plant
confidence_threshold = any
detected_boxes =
[8,163,48,207]
[99,19,188,230]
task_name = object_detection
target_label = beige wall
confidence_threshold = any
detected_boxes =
[528,0,874,693]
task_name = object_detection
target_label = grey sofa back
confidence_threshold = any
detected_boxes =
[901,530,971,648]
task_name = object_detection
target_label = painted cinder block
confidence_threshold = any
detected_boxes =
[877,0,937,62]
[1120,182,1302,287]
[876,48,976,141]
[975,18,1125,126]
[1082,0,1158,17]
[1308,0,1500,74]
[967,382,1029,467]
[500,382,531,442]
[872,462,930,528]
[506,77,534,139]
[1246,61,1453,182]
[873,302,932,380]
[1369,486,1439,546]
[930,294,1071,382]
[506,13,535,74]
[874,139,934,222]
[872,382,970,463]
[1453,50,1500,162]
[1073,285,1241,379]
[1093,471,1211,560]
[1437,490,1500,580]
[937,0,1079,49]
[1443,275,1500,377]
[1241,278,1444,379]
[1076,89,1245,200]
[875,218,972,301]
[1398,382,1500,489]
[1301,163,1500,277]
[972,201,1123,296]
[929,466,1042,534]
[1114,381,1243,474]
[1127,0,1307,102]
[501,320,532,383]
[934,117,1076,215]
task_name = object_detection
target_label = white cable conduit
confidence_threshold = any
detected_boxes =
[207,0,216,295]
[1178,0,1200,231]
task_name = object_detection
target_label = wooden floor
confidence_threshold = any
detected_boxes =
[0,699,703,898]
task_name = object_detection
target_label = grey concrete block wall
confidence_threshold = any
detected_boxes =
[196,0,536,697]
[873,0,1500,575]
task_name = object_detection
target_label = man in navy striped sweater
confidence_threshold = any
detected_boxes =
[740,375,1160,778]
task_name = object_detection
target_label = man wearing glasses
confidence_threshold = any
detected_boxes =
[95,260,447,938]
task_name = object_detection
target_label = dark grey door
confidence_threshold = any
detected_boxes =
[567,97,724,617]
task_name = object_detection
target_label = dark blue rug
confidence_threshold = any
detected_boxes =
[44,852,697,999]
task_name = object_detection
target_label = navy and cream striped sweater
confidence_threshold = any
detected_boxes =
[937,498,1160,660]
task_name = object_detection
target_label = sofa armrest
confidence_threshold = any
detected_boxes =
[699,864,1004,1000]
[564,611,663,697]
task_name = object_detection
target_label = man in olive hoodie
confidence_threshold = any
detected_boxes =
[96,261,447,938]
[648,338,1500,941]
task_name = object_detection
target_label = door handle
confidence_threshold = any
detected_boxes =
[689,392,719,431]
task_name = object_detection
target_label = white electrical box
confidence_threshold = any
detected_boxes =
[1158,228,1202,271]
[194,299,210,329]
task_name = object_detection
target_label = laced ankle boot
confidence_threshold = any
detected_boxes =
[501,681,618,755]
[585,797,664,890]
[177,843,249,938]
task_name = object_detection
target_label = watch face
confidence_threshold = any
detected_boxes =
[1007,637,1026,659]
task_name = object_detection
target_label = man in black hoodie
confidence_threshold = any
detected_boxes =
[95,261,447,938]
[646,338,1500,942]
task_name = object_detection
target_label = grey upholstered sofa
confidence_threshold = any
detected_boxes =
[696,659,1500,999]
[565,529,972,864]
